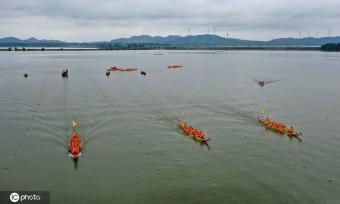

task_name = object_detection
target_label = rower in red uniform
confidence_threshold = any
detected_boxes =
[288,126,296,136]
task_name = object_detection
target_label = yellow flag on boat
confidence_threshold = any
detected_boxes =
[72,120,78,128]
[262,108,267,115]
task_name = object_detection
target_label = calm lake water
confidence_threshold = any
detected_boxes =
[0,50,339,204]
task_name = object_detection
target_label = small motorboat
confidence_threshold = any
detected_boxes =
[24,73,28,78]
[61,69,68,77]
[140,71,146,75]
[254,78,282,87]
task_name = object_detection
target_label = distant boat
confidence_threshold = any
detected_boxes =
[124,67,137,72]
[61,69,68,77]
[167,64,182,69]
[258,81,265,87]
[110,66,121,71]
[110,66,137,72]
[253,78,282,87]
[140,71,146,75]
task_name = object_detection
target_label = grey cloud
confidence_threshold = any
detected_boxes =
[0,0,339,41]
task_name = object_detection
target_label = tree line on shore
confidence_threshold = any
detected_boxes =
[321,43,340,51]
[1,43,340,51]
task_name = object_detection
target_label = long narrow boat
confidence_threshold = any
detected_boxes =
[124,67,137,72]
[69,121,81,158]
[110,66,137,72]
[258,116,302,138]
[258,116,286,134]
[69,131,81,158]
[168,64,182,69]
[178,120,209,142]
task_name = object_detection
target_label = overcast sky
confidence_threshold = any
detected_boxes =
[0,0,339,41]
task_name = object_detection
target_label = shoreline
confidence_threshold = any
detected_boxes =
[0,46,321,51]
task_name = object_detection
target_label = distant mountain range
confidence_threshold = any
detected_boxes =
[1,35,340,47]
[110,35,263,46]
[0,37,64,45]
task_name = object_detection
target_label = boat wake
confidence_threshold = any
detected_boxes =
[68,152,82,158]
[202,102,259,124]
[253,78,282,85]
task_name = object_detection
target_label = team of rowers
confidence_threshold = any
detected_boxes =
[68,120,82,159]
[179,115,300,144]
[69,131,81,157]
[178,121,208,142]
[259,116,298,137]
